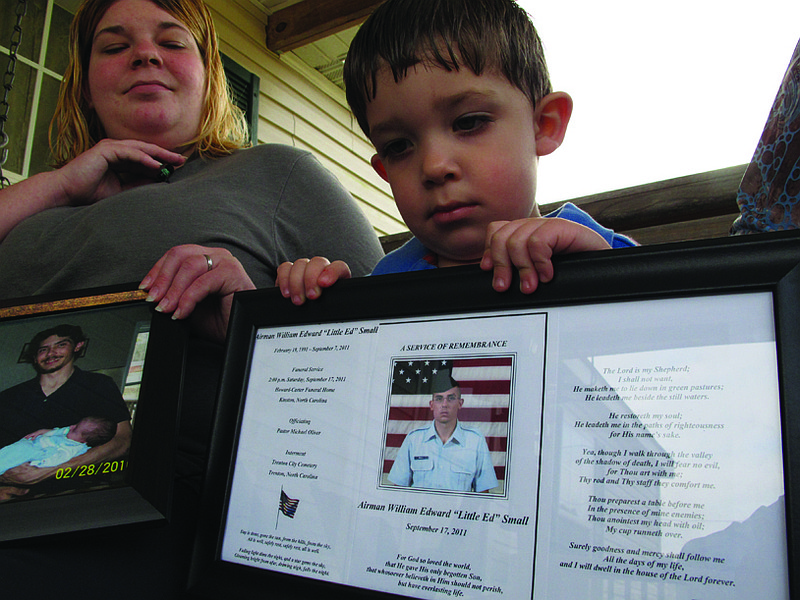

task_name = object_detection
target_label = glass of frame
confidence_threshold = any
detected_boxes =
[0,286,185,541]
[189,231,800,599]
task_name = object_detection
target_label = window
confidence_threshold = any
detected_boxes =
[222,52,260,145]
[0,0,76,183]
[0,0,259,184]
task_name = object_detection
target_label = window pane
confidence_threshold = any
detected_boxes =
[29,72,60,175]
[222,53,260,145]
[45,2,75,75]
[0,0,46,63]
[1,60,35,174]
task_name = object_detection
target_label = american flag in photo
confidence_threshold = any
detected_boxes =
[279,489,299,518]
[384,357,512,485]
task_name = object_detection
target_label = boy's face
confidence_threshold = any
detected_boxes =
[366,63,540,265]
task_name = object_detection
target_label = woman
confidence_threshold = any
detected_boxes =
[0,0,383,595]
[0,0,382,341]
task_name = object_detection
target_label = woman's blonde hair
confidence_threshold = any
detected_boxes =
[50,0,250,166]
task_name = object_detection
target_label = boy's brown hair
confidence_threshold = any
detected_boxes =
[344,0,552,138]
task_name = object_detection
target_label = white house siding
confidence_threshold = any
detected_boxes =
[204,0,405,237]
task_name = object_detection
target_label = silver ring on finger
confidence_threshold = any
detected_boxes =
[204,254,213,272]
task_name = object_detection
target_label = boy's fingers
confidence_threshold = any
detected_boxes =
[319,260,352,287]
[518,222,563,292]
[303,257,334,300]
[276,261,294,297]
[506,230,548,294]
[485,218,612,295]
[481,221,511,269]
[525,238,556,290]
[277,258,350,305]
[286,258,312,305]
[485,225,517,292]
[489,219,556,293]
[491,264,514,292]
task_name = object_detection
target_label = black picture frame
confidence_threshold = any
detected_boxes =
[0,286,185,542]
[189,231,800,599]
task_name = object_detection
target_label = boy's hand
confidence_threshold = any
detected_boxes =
[480,217,610,293]
[277,257,351,305]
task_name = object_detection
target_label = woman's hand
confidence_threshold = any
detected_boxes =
[0,139,185,243]
[53,138,186,206]
[139,244,256,343]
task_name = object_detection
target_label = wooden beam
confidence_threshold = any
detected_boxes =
[621,213,740,245]
[266,0,384,54]
[538,165,747,232]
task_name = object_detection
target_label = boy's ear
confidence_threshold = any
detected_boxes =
[371,154,390,182]
[533,92,573,157]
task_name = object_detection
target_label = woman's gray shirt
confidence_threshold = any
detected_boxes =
[0,144,383,298]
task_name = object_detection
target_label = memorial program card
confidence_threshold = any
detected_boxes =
[221,311,545,599]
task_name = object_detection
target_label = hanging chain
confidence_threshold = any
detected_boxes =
[0,0,29,189]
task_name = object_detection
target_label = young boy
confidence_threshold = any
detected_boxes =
[278,0,635,304]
